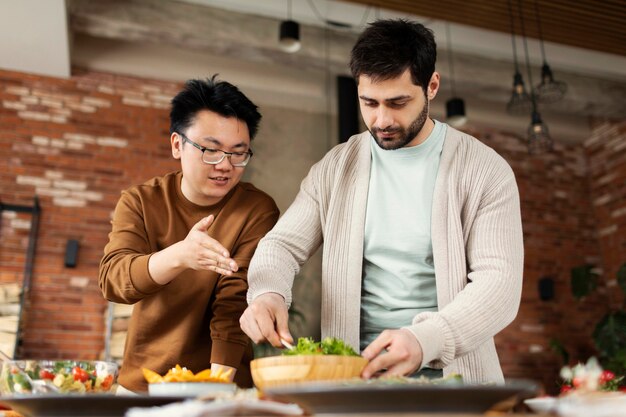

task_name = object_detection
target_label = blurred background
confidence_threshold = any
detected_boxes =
[0,0,624,395]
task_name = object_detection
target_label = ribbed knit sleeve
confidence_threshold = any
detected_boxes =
[247,159,326,306]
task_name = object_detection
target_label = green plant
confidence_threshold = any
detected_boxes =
[571,262,626,376]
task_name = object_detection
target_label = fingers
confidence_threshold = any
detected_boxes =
[275,306,294,345]
[240,304,282,347]
[186,216,238,272]
[239,294,290,348]
[197,255,238,274]
[192,215,214,232]
[240,307,265,343]
[361,329,422,379]
[361,330,392,362]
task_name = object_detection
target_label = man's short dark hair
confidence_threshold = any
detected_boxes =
[349,19,436,92]
[170,75,261,139]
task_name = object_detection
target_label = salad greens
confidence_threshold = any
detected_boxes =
[282,337,360,356]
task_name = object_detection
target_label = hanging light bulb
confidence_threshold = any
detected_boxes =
[532,0,567,103]
[444,23,467,127]
[506,0,531,115]
[507,71,532,115]
[279,0,300,53]
[518,0,552,154]
[528,110,553,154]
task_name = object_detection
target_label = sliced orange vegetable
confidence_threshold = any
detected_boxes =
[142,367,163,384]
[143,364,232,383]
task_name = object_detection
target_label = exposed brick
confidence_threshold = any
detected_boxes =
[64,133,96,144]
[598,225,618,237]
[20,96,39,105]
[52,197,87,207]
[53,179,87,191]
[69,277,90,288]
[5,86,29,95]
[32,136,49,146]
[70,190,103,201]
[82,97,111,108]
[2,100,27,110]
[18,110,51,121]
[16,175,51,188]
[96,137,127,148]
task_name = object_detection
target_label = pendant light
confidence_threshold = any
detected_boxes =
[506,0,532,115]
[518,0,552,154]
[532,0,567,103]
[445,23,467,127]
[279,0,301,53]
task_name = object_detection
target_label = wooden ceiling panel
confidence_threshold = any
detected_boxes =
[344,0,626,57]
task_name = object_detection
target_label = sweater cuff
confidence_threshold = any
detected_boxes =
[129,254,164,295]
[210,340,247,368]
[403,320,445,369]
[247,286,292,307]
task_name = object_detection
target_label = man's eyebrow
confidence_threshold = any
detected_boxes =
[358,95,412,102]
[384,95,412,102]
[202,137,248,149]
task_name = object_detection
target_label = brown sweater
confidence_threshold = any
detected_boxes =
[99,171,279,392]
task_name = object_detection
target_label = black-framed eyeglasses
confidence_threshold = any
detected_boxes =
[178,132,253,167]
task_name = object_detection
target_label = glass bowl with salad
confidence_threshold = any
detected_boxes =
[0,360,118,395]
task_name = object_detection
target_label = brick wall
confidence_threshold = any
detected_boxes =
[0,67,624,391]
[465,123,624,393]
[1,68,180,359]
[585,119,626,306]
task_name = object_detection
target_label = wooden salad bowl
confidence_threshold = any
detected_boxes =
[251,354,368,390]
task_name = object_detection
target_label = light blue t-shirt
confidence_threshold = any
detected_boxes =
[360,120,446,352]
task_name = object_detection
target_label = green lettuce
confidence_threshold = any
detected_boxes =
[282,337,359,356]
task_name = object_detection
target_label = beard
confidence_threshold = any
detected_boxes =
[370,98,430,151]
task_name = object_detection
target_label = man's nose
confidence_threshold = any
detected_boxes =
[214,155,233,170]
[374,107,394,130]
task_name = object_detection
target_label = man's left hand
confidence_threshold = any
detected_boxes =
[361,328,423,379]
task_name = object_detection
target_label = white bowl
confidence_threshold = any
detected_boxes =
[148,382,237,398]
[524,396,557,413]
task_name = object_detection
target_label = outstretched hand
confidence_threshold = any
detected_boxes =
[240,292,293,348]
[361,329,423,379]
[181,215,238,275]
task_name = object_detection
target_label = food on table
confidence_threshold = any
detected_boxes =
[0,360,117,394]
[558,357,624,394]
[282,337,360,356]
[142,364,233,384]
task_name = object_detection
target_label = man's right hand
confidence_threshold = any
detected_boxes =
[180,215,238,275]
[148,215,237,285]
[240,292,292,348]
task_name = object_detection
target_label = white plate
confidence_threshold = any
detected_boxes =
[524,396,557,413]
[148,382,236,398]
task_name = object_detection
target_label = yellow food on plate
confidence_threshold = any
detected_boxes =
[142,364,233,384]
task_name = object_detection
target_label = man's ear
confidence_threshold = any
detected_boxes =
[427,72,441,100]
[171,132,182,159]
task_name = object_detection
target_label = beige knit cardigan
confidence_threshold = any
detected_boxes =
[247,126,524,383]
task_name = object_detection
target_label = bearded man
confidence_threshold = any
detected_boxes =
[240,19,523,384]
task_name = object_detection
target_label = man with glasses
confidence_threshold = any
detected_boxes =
[241,20,523,383]
[99,75,279,393]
